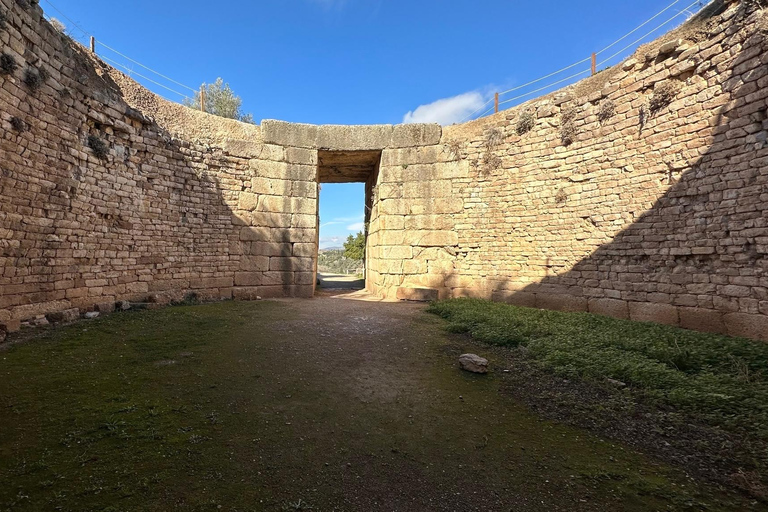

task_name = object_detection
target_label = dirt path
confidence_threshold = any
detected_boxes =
[0,297,760,511]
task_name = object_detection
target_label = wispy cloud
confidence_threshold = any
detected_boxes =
[347,222,364,231]
[403,90,490,126]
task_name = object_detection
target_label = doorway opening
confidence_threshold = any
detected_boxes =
[315,150,381,295]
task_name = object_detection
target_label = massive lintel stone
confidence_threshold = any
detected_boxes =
[261,120,441,150]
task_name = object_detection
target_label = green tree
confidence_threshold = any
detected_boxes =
[343,231,366,262]
[183,78,254,123]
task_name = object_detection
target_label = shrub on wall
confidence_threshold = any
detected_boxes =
[560,109,577,146]
[597,99,616,123]
[10,116,25,132]
[23,67,47,91]
[649,81,681,113]
[0,54,17,75]
[88,135,109,159]
[516,110,536,136]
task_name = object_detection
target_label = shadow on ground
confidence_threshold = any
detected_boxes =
[0,299,761,511]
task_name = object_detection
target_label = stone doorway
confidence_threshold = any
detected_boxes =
[316,150,381,294]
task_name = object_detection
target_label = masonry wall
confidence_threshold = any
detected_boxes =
[368,0,768,340]
[0,0,316,333]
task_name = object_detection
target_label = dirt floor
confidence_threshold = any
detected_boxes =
[316,273,365,291]
[0,296,763,511]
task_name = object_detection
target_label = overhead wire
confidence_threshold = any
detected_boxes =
[467,0,710,121]
[42,0,197,100]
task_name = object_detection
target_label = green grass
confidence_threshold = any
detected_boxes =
[427,298,768,439]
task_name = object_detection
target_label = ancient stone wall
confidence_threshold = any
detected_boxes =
[0,0,318,333]
[3,0,768,342]
[367,0,768,340]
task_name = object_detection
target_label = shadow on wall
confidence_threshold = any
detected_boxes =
[492,3,768,340]
[0,3,304,330]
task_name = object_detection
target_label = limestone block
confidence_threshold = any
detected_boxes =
[246,242,293,257]
[403,180,453,199]
[679,307,726,334]
[252,177,292,196]
[261,120,319,148]
[238,192,258,211]
[537,294,588,313]
[396,287,438,302]
[269,257,313,272]
[408,230,459,247]
[285,147,318,165]
[723,313,768,341]
[492,291,537,308]
[588,298,630,319]
[317,124,393,150]
[391,124,442,147]
[628,302,680,326]
[239,255,270,271]
[293,243,317,257]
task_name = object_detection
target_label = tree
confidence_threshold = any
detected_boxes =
[183,78,254,123]
[343,231,366,262]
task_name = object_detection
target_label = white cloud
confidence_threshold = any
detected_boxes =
[347,222,364,231]
[403,91,488,126]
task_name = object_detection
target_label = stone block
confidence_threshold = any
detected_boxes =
[679,307,726,334]
[492,290,537,308]
[261,120,319,148]
[537,294,588,313]
[723,313,768,341]
[46,308,80,324]
[629,302,680,326]
[96,302,116,314]
[238,192,258,211]
[396,287,438,302]
[391,124,442,147]
[317,124,393,150]
[293,243,317,257]
[247,242,293,257]
[588,298,629,319]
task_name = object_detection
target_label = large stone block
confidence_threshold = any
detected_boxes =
[261,120,319,148]
[679,307,726,334]
[537,294,588,313]
[492,290,537,308]
[723,313,768,341]
[629,302,680,326]
[588,298,629,319]
[317,124,393,151]
[391,124,442,147]
[396,287,439,302]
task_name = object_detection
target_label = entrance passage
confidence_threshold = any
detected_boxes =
[316,150,381,295]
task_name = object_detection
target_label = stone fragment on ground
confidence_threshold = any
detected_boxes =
[46,308,80,324]
[117,300,131,311]
[84,312,100,319]
[459,353,489,374]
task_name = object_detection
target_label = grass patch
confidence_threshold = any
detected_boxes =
[427,298,768,438]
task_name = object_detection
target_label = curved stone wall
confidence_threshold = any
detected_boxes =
[366,0,768,340]
[2,0,768,341]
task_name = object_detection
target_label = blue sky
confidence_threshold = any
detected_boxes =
[41,0,709,248]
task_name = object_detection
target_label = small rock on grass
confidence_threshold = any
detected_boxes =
[84,311,100,320]
[459,353,489,374]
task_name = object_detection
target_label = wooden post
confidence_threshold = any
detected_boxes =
[90,36,95,53]
[591,53,596,75]
[494,92,499,113]
[200,86,205,113]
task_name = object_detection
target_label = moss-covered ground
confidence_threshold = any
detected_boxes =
[0,298,764,511]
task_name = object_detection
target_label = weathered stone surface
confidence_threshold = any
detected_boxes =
[588,299,629,320]
[46,308,80,324]
[629,303,679,327]
[458,353,489,374]
[84,312,100,320]
[396,287,438,302]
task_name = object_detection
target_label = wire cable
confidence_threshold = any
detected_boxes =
[498,68,591,107]
[98,42,197,93]
[459,96,496,123]
[100,55,190,99]
[595,0,683,55]
[42,0,197,96]
[597,0,705,67]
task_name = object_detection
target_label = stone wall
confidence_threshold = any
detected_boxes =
[3,0,768,342]
[367,0,768,340]
[0,0,319,332]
